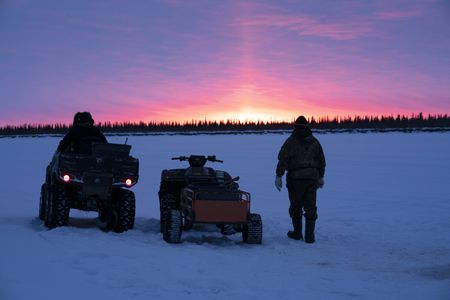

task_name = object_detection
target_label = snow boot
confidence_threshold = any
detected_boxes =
[305,220,316,243]
[287,218,303,240]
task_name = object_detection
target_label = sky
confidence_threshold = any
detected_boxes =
[0,0,449,125]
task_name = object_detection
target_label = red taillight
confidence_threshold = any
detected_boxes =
[63,174,70,182]
[125,179,132,186]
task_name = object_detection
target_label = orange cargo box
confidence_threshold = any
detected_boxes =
[193,199,249,223]
[181,188,250,224]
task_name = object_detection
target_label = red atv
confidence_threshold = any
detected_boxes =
[159,155,262,244]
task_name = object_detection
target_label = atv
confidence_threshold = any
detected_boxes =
[158,155,262,244]
[39,143,139,233]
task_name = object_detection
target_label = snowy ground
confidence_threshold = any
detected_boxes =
[0,132,449,300]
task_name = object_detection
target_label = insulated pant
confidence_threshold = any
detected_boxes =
[286,178,318,221]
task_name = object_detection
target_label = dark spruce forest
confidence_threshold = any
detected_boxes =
[1,113,449,136]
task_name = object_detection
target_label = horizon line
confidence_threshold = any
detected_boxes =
[1,112,449,128]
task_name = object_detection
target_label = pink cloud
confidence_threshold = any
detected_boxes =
[1,0,448,127]
[234,14,373,40]
[376,10,422,20]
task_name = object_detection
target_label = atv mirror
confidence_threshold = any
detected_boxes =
[172,156,188,161]
[207,155,223,163]
[232,176,240,182]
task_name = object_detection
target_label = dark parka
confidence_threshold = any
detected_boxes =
[276,126,326,180]
[57,125,107,153]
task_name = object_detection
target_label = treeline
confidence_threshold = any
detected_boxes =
[1,113,449,136]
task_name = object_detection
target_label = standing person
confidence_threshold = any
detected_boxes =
[275,116,326,243]
[57,112,107,154]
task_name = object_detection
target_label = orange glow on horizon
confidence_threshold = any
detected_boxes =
[26,83,437,127]
[121,105,417,125]
[206,107,294,123]
[138,84,326,124]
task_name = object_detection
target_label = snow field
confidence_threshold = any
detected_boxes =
[0,132,449,299]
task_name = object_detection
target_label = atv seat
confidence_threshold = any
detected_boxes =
[185,167,216,178]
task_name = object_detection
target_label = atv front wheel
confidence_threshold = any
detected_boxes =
[163,209,182,243]
[242,213,263,244]
[45,183,70,229]
[159,194,177,232]
[112,189,136,233]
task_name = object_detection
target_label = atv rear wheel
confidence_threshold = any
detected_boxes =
[45,182,70,229]
[160,194,177,232]
[242,213,263,244]
[112,189,136,233]
[163,209,182,243]
[39,184,47,221]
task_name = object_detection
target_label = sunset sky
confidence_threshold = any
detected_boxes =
[1,0,449,125]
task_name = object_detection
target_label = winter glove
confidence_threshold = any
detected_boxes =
[316,177,324,189]
[275,176,282,191]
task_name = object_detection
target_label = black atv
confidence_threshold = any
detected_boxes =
[39,143,139,233]
[158,155,262,244]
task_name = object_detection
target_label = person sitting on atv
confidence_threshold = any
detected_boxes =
[57,112,107,154]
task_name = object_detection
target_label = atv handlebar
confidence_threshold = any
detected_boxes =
[171,156,189,161]
[171,155,223,163]
[207,155,223,163]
